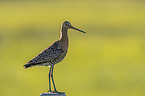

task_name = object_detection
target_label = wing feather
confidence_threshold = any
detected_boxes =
[26,41,63,65]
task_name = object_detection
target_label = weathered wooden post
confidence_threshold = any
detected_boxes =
[40,92,66,96]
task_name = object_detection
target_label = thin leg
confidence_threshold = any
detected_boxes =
[48,67,52,92]
[51,65,57,92]
[51,66,65,94]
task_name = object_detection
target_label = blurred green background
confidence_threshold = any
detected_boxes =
[0,0,145,96]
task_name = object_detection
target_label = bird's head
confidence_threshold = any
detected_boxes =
[62,21,72,29]
[62,21,86,33]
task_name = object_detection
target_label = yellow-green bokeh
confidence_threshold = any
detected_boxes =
[0,0,145,96]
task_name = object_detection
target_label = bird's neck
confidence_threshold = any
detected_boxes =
[60,27,68,42]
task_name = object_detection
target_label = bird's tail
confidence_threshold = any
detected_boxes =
[24,64,32,69]
[24,62,41,69]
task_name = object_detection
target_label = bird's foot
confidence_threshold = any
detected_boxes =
[47,90,53,93]
[52,90,65,94]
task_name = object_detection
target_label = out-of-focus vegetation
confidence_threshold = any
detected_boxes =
[0,0,145,96]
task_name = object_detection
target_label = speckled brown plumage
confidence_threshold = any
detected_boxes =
[24,41,66,68]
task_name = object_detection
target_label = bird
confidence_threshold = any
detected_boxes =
[24,21,86,93]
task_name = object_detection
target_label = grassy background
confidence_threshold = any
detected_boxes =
[0,0,145,96]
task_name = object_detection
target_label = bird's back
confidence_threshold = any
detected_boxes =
[24,40,66,68]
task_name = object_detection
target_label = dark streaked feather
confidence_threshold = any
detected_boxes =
[24,41,64,68]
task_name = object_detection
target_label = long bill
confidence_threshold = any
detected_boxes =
[71,26,86,33]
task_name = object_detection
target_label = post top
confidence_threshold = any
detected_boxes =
[40,92,66,96]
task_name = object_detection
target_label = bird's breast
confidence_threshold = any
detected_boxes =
[59,39,69,54]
